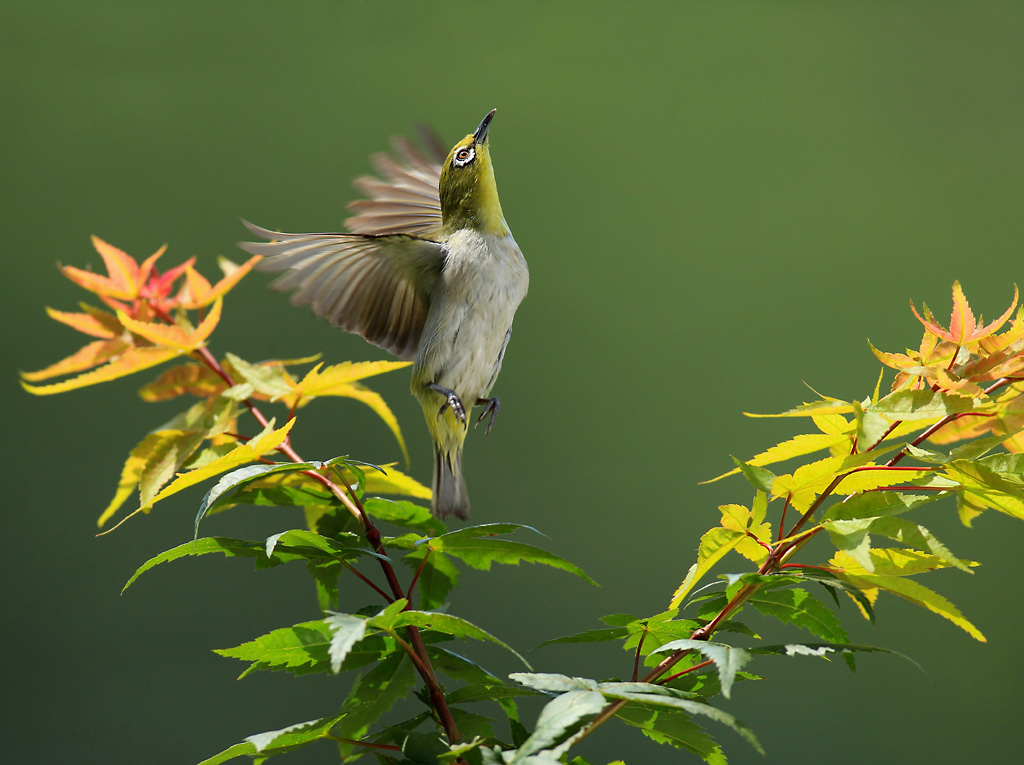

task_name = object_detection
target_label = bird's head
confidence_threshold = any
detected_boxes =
[439,109,509,237]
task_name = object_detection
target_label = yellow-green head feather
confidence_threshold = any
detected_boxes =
[439,109,509,237]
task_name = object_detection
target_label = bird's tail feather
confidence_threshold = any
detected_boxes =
[433,448,469,520]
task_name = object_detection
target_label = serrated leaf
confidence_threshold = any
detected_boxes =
[428,526,596,585]
[535,627,629,649]
[179,255,261,309]
[325,613,369,674]
[195,459,328,537]
[616,705,726,764]
[869,389,993,420]
[122,537,289,592]
[22,344,180,395]
[648,640,752,699]
[224,352,295,399]
[750,641,922,672]
[284,361,412,464]
[364,497,446,535]
[59,236,159,299]
[333,651,417,747]
[216,624,388,680]
[595,683,761,754]
[387,610,530,668]
[729,456,777,491]
[445,683,542,706]
[365,463,432,500]
[749,588,848,643]
[510,673,599,693]
[45,305,120,338]
[293,359,413,396]
[107,417,295,532]
[863,517,970,572]
[98,430,177,527]
[746,399,855,418]
[264,528,369,560]
[623,614,701,660]
[823,491,938,521]
[138,429,207,505]
[946,459,1024,523]
[669,528,744,608]
[839,570,985,641]
[222,476,337,522]
[116,296,222,351]
[706,437,837,484]
[822,519,875,572]
[215,620,333,676]
[428,644,525,726]
[20,337,130,383]
[512,690,607,761]
[246,714,342,754]
[781,567,876,622]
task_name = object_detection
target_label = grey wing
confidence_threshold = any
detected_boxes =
[345,130,446,238]
[239,221,446,361]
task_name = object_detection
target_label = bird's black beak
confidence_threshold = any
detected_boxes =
[473,109,496,145]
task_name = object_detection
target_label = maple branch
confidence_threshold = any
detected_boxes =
[407,548,433,603]
[340,559,393,603]
[886,377,1013,466]
[631,631,647,682]
[659,658,714,685]
[777,495,791,542]
[147,308,461,744]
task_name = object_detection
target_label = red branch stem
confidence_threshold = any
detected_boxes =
[146,308,461,744]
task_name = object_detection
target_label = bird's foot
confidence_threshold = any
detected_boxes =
[425,383,467,427]
[474,396,500,435]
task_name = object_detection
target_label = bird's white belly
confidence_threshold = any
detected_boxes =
[414,231,528,401]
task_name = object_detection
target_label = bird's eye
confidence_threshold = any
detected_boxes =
[453,146,476,167]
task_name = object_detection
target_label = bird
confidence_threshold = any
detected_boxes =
[239,110,529,520]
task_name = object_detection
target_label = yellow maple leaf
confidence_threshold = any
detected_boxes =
[99,419,297,534]
[283,361,412,464]
[22,346,181,395]
[20,338,130,383]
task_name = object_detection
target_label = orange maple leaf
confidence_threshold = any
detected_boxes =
[911,282,1018,346]
[61,237,167,300]
[178,255,262,309]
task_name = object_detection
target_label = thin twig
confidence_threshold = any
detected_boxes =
[631,631,647,682]
[340,559,393,603]
[659,658,714,685]
[407,548,433,603]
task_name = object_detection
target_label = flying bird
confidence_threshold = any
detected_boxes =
[240,110,529,519]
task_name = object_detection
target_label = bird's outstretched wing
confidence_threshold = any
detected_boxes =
[344,128,446,237]
[240,221,446,361]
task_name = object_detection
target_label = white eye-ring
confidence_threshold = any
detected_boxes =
[453,146,476,167]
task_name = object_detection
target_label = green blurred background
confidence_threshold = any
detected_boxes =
[4,1,1023,762]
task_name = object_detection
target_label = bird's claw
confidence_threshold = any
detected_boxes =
[474,397,500,435]
[428,384,467,427]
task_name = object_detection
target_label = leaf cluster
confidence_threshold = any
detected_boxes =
[25,248,1024,764]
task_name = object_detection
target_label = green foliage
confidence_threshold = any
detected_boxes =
[28,249,1024,762]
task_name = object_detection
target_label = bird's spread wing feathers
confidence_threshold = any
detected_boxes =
[240,221,446,360]
[345,131,445,237]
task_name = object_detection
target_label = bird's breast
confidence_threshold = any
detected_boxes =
[413,230,528,398]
